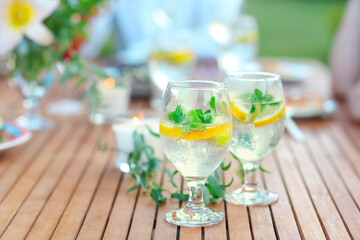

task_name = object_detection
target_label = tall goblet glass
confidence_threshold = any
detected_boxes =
[225,72,286,206]
[160,80,232,227]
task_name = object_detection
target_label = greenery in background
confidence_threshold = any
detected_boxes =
[246,0,346,63]
[8,0,106,107]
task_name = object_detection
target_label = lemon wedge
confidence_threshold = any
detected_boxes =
[159,122,232,141]
[231,101,285,128]
[150,50,194,65]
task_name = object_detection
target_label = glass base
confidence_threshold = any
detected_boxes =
[165,207,224,227]
[16,115,54,131]
[225,188,278,206]
[46,99,83,116]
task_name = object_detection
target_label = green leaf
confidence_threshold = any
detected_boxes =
[140,171,150,189]
[146,125,160,138]
[205,175,224,199]
[164,168,178,188]
[250,104,256,113]
[220,161,231,171]
[127,173,141,193]
[221,177,234,188]
[254,88,263,100]
[168,105,185,123]
[231,151,245,182]
[210,96,217,113]
[259,166,271,174]
[171,193,189,201]
[150,188,167,206]
[230,151,240,162]
[186,110,201,123]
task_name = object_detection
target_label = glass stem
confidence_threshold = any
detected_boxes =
[242,165,259,192]
[24,98,40,120]
[185,179,206,213]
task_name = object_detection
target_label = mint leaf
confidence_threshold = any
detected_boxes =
[168,105,185,123]
[254,89,263,100]
[210,96,217,113]
[250,104,256,113]
[186,110,201,122]
[263,93,274,102]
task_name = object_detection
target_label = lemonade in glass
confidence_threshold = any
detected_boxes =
[225,72,286,206]
[160,80,232,227]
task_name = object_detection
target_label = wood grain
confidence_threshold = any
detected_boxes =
[0,60,359,239]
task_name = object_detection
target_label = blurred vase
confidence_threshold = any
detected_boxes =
[10,72,55,131]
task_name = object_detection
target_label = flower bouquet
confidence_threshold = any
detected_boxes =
[1,0,105,130]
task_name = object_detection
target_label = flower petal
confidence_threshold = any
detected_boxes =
[24,22,53,46]
[0,24,22,55]
[32,0,59,22]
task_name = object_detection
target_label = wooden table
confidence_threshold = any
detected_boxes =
[0,60,360,240]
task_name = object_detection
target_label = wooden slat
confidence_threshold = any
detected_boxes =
[343,121,360,150]
[275,138,326,239]
[0,124,89,239]
[76,157,121,240]
[0,124,72,235]
[127,165,163,239]
[249,171,277,240]
[102,174,139,240]
[261,154,301,240]
[25,127,98,240]
[224,156,252,240]
[287,134,351,239]
[50,130,112,240]
[0,131,51,202]
[304,127,360,238]
[317,126,360,207]
[205,169,228,240]
[153,162,181,240]
[330,125,360,177]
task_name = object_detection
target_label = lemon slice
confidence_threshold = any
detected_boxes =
[253,102,285,127]
[160,122,232,141]
[231,101,285,127]
[150,50,194,65]
[231,102,248,121]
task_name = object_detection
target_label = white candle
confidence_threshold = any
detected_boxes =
[97,77,131,117]
[112,117,163,172]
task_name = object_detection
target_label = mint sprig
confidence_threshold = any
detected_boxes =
[167,96,218,140]
[241,89,279,114]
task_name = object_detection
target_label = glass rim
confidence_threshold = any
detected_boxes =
[226,72,280,82]
[168,80,226,90]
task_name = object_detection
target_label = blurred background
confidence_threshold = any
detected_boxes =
[86,0,344,63]
[0,0,347,132]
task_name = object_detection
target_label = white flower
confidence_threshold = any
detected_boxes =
[0,0,59,55]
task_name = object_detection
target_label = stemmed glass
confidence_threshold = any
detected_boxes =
[160,80,232,227]
[10,71,55,131]
[225,72,286,206]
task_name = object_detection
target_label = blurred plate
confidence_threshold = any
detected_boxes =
[286,97,337,119]
[0,122,32,151]
[262,60,311,83]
